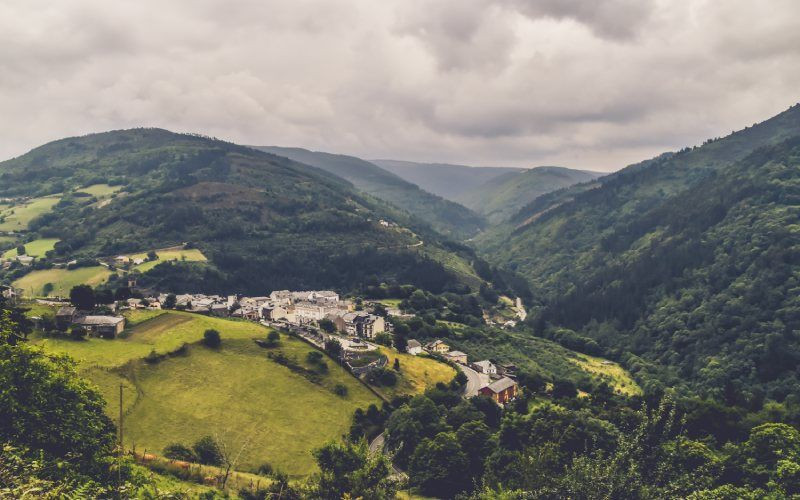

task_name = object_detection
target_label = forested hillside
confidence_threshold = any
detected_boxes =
[0,129,487,295]
[457,166,603,223]
[476,104,800,400]
[255,146,486,239]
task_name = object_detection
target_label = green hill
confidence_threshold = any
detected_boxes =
[476,103,800,399]
[34,310,380,476]
[0,129,486,295]
[255,146,486,239]
[371,159,523,201]
[457,166,604,223]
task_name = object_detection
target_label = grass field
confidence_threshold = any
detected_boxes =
[0,235,16,245]
[0,196,60,231]
[77,183,122,197]
[2,238,59,259]
[129,248,208,273]
[376,348,456,399]
[13,266,113,297]
[571,353,643,397]
[34,311,380,476]
[377,298,403,308]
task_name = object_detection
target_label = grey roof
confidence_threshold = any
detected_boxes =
[407,339,422,348]
[484,377,517,393]
[474,360,495,369]
[76,315,124,326]
[446,351,467,357]
[57,306,77,316]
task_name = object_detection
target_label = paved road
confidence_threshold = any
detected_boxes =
[458,363,487,398]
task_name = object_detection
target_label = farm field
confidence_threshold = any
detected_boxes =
[0,196,60,231]
[13,265,113,297]
[2,237,59,258]
[129,248,207,273]
[77,183,122,197]
[571,353,643,397]
[34,311,380,476]
[376,347,456,399]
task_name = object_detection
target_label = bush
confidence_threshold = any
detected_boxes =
[366,367,398,387]
[256,462,274,476]
[163,443,196,462]
[307,351,324,364]
[333,384,349,397]
[203,329,221,348]
[193,436,223,465]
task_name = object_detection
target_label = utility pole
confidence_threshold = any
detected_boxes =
[118,383,123,499]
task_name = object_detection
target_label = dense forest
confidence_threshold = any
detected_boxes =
[474,105,800,400]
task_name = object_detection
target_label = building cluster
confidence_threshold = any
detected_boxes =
[163,290,387,340]
[55,306,126,338]
[407,337,520,405]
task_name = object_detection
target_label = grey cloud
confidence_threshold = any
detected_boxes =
[0,0,798,172]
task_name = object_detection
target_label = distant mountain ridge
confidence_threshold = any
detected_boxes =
[371,159,523,200]
[254,146,486,239]
[457,166,603,223]
[373,159,602,223]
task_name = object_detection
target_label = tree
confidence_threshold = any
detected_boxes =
[114,286,132,301]
[552,378,578,399]
[265,330,281,347]
[42,283,54,296]
[69,284,95,311]
[409,432,469,498]
[16,244,25,256]
[146,250,158,261]
[393,358,401,371]
[163,293,177,309]
[192,435,223,465]
[313,440,397,499]
[318,318,336,333]
[203,329,221,348]
[325,338,343,359]
[163,443,196,462]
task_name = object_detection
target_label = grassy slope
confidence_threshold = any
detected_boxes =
[129,248,208,273]
[2,238,59,258]
[35,311,380,476]
[0,196,60,231]
[375,348,456,400]
[77,183,122,197]
[14,266,112,296]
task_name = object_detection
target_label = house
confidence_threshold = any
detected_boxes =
[444,351,468,364]
[210,303,229,317]
[340,312,385,339]
[15,255,34,266]
[406,339,423,355]
[55,306,77,331]
[472,360,497,375]
[262,305,290,321]
[478,377,519,404]
[74,315,126,339]
[115,255,130,264]
[425,339,450,354]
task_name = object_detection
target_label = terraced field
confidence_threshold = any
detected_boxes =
[0,196,60,231]
[13,266,113,297]
[2,238,59,259]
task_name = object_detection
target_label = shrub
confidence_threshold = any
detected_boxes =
[203,329,221,348]
[163,443,196,462]
[366,367,398,387]
[333,384,349,397]
[256,462,273,476]
[193,436,223,465]
[307,351,324,364]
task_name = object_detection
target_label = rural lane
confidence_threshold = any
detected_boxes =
[458,363,486,398]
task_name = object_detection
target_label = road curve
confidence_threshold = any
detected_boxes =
[458,363,484,398]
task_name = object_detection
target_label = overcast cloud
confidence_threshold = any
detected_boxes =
[0,0,798,171]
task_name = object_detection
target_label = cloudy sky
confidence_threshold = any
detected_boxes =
[1,1,798,171]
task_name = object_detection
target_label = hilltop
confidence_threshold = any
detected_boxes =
[0,129,487,296]
[255,146,486,239]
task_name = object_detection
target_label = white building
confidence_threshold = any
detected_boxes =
[472,360,497,375]
[406,339,423,355]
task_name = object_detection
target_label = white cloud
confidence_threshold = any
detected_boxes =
[0,0,798,171]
